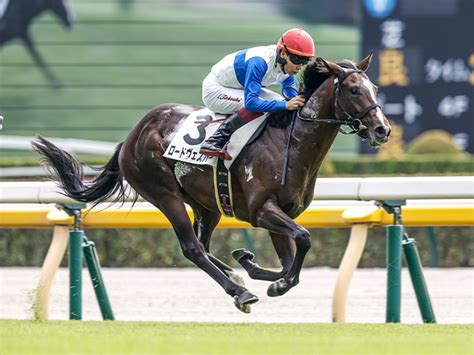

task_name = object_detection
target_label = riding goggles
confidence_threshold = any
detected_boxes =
[288,53,311,65]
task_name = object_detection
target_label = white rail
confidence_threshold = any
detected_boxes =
[0,135,116,155]
[1,176,473,204]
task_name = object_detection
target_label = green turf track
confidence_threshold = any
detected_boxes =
[0,320,472,354]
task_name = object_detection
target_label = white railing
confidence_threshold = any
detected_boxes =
[0,135,116,155]
[1,176,473,203]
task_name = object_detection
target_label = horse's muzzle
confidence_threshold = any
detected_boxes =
[375,125,391,140]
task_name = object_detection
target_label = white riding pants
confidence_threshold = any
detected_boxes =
[202,73,284,114]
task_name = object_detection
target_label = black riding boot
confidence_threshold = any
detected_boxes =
[200,112,246,159]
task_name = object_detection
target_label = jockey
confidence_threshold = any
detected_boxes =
[200,28,316,160]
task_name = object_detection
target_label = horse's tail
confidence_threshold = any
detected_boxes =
[32,135,129,206]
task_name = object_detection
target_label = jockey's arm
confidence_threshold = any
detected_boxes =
[243,58,287,112]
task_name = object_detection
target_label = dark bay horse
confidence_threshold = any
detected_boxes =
[0,0,74,88]
[32,55,391,313]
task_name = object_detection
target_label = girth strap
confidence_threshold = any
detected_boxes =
[213,158,235,217]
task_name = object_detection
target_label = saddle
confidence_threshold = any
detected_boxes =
[164,108,268,168]
[163,108,268,217]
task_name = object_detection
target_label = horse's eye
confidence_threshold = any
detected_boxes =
[350,87,360,95]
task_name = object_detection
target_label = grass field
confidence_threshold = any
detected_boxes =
[0,0,359,154]
[0,319,472,354]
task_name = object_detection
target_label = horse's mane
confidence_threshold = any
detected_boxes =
[267,58,358,128]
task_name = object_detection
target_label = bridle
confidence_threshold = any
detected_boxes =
[297,69,381,135]
[281,69,381,185]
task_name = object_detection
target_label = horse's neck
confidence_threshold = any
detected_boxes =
[291,79,339,176]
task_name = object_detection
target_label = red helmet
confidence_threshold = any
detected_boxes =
[277,28,315,57]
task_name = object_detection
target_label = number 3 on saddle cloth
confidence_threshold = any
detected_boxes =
[163,108,268,217]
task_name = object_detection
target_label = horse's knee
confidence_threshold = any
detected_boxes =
[295,229,311,251]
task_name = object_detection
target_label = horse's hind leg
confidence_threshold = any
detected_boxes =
[232,232,294,282]
[155,197,258,311]
[120,139,257,311]
[192,207,245,287]
[131,174,259,310]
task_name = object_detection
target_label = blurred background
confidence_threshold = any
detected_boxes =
[1,0,472,159]
[0,0,472,268]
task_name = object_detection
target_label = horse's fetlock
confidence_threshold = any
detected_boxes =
[289,277,299,286]
[227,286,247,297]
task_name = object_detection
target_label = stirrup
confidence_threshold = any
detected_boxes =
[200,149,222,158]
[199,148,231,160]
[220,143,232,161]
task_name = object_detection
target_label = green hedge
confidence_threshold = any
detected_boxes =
[1,227,472,268]
[323,156,473,176]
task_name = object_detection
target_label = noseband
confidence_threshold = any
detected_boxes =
[297,70,381,135]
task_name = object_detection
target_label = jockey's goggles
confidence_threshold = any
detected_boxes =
[288,53,310,65]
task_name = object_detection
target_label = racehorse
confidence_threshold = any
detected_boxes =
[0,0,74,88]
[32,54,391,313]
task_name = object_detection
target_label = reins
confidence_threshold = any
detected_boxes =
[280,110,298,186]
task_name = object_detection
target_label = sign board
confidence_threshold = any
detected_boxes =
[361,0,473,153]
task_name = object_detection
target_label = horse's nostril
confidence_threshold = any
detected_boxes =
[374,126,388,138]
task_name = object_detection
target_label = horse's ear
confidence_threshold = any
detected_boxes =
[319,57,344,75]
[358,52,373,72]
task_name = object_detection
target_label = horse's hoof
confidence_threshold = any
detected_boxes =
[234,291,259,313]
[267,278,289,297]
[232,248,255,263]
[234,299,252,314]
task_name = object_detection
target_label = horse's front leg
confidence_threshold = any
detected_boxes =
[254,200,311,297]
[232,232,294,282]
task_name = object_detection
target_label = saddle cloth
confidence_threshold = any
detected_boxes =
[163,108,267,169]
